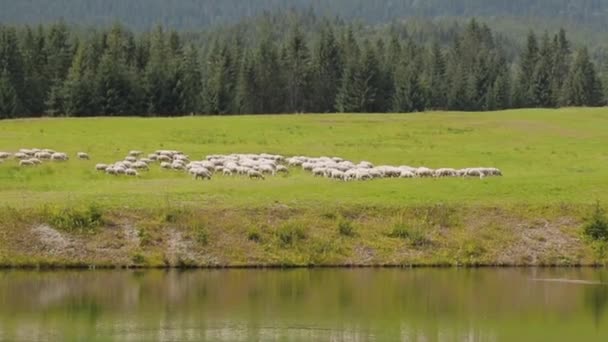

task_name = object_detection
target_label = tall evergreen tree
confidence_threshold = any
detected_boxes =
[0,68,18,118]
[311,24,341,112]
[531,33,554,107]
[427,41,447,109]
[562,47,604,107]
[515,31,539,107]
[282,24,311,113]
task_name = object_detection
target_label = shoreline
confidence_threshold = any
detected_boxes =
[0,204,602,268]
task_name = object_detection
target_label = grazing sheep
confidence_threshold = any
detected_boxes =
[51,152,68,161]
[194,168,212,180]
[34,151,52,159]
[399,170,415,178]
[415,167,434,178]
[125,168,139,177]
[95,164,108,171]
[160,162,172,169]
[19,160,34,167]
[125,156,137,163]
[276,165,289,174]
[223,169,233,176]
[0,152,11,159]
[29,158,42,165]
[248,170,265,180]
[105,167,117,175]
[114,166,126,175]
[133,161,149,170]
[129,150,143,157]
[158,155,172,162]
[77,152,90,160]
[14,152,28,160]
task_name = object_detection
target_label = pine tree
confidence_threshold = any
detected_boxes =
[392,61,425,113]
[531,33,554,107]
[177,44,202,114]
[0,26,25,114]
[20,26,48,115]
[0,68,18,118]
[311,24,342,112]
[235,51,257,114]
[282,24,311,113]
[551,28,571,106]
[562,48,604,107]
[427,41,447,109]
[62,44,94,116]
[204,39,236,114]
[253,32,284,113]
[515,31,539,107]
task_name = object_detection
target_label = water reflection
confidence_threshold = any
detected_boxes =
[0,268,606,341]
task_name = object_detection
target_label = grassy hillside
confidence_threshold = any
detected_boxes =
[0,108,606,209]
[0,109,606,267]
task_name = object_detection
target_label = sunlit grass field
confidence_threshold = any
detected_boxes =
[0,108,606,209]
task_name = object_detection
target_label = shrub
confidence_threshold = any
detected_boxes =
[583,201,608,241]
[49,204,103,233]
[131,252,146,265]
[389,223,410,239]
[247,227,262,242]
[389,222,431,247]
[338,219,356,237]
[277,222,307,247]
[189,222,209,245]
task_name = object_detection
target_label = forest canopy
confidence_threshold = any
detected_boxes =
[0,10,606,118]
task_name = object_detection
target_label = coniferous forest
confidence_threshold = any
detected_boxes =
[0,11,606,118]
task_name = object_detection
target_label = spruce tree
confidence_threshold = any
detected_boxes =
[515,31,539,107]
[562,48,604,107]
[531,33,554,107]
[282,24,311,113]
[0,68,18,118]
[311,24,341,112]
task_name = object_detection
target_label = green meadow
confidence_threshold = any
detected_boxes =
[0,108,606,209]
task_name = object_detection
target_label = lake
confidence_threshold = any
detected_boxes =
[0,268,607,341]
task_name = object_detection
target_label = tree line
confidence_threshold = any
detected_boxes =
[0,18,605,118]
[2,0,608,31]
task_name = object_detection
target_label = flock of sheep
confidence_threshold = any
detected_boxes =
[0,148,82,166]
[0,149,503,181]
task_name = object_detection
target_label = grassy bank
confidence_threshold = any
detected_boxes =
[0,204,598,267]
[0,108,607,266]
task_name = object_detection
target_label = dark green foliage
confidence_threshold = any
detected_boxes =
[0,15,604,118]
[48,204,103,233]
[247,227,262,242]
[338,219,356,237]
[584,202,608,242]
[277,222,307,247]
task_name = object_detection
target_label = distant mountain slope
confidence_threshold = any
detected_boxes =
[1,0,608,32]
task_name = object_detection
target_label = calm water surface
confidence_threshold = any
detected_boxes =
[0,268,607,341]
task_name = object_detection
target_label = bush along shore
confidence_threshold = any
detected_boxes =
[0,202,606,268]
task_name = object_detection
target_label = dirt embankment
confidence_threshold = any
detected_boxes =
[0,205,598,268]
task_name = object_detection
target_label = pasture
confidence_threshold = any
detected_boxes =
[0,108,607,209]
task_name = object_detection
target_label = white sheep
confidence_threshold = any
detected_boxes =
[276,165,289,174]
[129,150,143,157]
[125,156,137,163]
[133,161,149,170]
[14,152,28,160]
[125,168,139,177]
[51,152,68,161]
[95,163,108,171]
[248,170,265,180]
[34,151,51,159]
[223,169,233,176]
[19,160,34,167]
[160,162,171,169]
[0,152,11,159]
[77,152,90,160]
[194,168,212,180]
